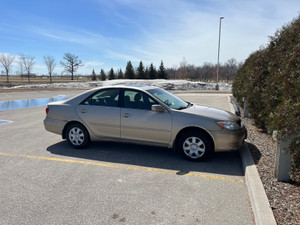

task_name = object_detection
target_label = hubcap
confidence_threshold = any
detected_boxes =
[69,127,84,146]
[183,136,205,159]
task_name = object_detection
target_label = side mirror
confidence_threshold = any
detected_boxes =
[151,104,165,112]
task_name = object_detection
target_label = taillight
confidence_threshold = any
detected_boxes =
[46,107,49,115]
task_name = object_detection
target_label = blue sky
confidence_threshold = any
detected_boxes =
[0,0,300,75]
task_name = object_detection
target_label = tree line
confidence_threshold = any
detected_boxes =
[88,58,241,82]
[0,52,241,83]
[91,60,168,81]
[166,58,242,82]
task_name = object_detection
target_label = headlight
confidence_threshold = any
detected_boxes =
[217,121,240,130]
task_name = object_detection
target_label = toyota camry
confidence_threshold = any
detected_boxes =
[44,85,246,161]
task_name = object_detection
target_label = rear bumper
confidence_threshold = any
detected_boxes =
[43,118,66,136]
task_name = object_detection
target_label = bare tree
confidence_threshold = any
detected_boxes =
[43,55,56,83]
[185,64,195,80]
[18,59,24,80]
[60,53,83,80]
[0,54,15,82]
[198,62,215,81]
[222,58,238,83]
[178,57,187,79]
[166,66,177,80]
[19,54,35,82]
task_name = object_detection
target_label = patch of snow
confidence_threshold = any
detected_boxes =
[9,79,231,91]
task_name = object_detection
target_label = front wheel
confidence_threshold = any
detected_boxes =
[66,123,89,149]
[177,131,213,161]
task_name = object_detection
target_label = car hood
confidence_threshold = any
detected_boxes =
[180,104,239,121]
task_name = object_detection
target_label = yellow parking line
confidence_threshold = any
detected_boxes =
[0,152,244,183]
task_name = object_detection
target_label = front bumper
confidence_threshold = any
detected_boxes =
[213,126,247,152]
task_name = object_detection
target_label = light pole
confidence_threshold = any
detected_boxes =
[216,16,224,91]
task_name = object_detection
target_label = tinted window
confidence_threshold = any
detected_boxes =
[81,89,119,107]
[123,90,157,110]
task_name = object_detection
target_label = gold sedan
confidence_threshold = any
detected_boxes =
[44,85,246,161]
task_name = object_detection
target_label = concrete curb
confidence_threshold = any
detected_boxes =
[239,144,277,225]
[228,96,276,225]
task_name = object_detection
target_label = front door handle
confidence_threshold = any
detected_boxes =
[123,113,131,118]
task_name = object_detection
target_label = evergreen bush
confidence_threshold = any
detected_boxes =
[233,15,300,177]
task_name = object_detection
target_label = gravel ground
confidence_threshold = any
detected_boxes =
[241,116,300,225]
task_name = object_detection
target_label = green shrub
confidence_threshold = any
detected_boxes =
[233,48,270,129]
[233,15,300,177]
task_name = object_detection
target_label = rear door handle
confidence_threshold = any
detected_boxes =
[80,109,87,113]
[123,113,131,118]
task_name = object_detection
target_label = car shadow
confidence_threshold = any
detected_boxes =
[247,143,262,165]
[46,140,245,177]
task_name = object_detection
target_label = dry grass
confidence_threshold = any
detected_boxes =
[0,76,90,87]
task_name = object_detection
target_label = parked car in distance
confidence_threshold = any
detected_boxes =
[44,85,246,161]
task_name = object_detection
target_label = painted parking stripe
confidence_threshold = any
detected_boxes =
[0,152,244,183]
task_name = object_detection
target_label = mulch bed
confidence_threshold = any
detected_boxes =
[241,116,300,225]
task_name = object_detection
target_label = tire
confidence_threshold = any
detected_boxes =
[66,123,90,149]
[177,131,213,161]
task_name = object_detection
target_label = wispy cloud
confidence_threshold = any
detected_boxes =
[79,60,104,74]
[34,30,66,41]
[106,50,141,64]
[30,26,108,47]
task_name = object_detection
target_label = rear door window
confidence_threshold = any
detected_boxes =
[81,89,120,107]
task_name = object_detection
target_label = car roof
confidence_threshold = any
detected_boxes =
[92,84,158,91]
[122,84,158,90]
[64,85,159,105]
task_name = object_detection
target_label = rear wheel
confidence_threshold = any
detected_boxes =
[177,131,213,161]
[66,123,89,149]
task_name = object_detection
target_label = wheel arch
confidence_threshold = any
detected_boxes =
[62,121,90,140]
[173,126,215,152]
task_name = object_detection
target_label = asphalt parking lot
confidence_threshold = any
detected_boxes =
[0,90,254,225]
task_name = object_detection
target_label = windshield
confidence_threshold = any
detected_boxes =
[147,88,189,110]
